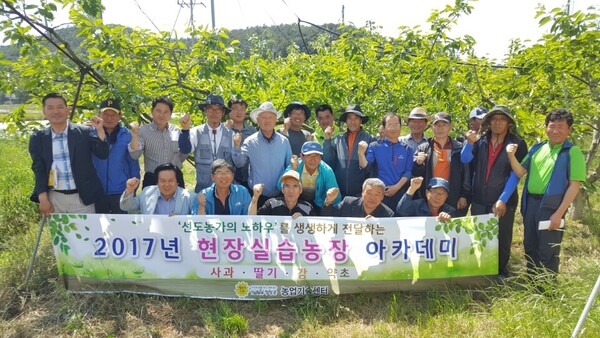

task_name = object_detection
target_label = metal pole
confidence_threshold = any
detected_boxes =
[572,274,600,337]
[24,216,47,287]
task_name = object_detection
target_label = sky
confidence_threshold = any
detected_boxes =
[2,0,598,60]
[91,0,598,60]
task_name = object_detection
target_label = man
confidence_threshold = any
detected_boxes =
[253,170,315,218]
[468,107,488,135]
[92,99,141,214]
[399,107,430,151]
[29,93,108,216]
[358,113,413,210]
[313,104,340,144]
[193,159,254,215]
[412,112,470,216]
[396,177,457,222]
[456,107,488,144]
[225,97,256,191]
[179,94,234,193]
[495,109,585,277]
[232,102,292,207]
[321,178,395,218]
[323,104,375,198]
[129,96,189,189]
[120,163,196,215]
[279,101,312,155]
[461,104,527,278]
[284,141,341,214]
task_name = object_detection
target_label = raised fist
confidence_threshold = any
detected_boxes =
[233,132,242,148]
[505,143,518,157]
[325,187,339,205]
[180,113,191,130]
[197,192,206,206]
[358,140,368,154]
[224,119,234,129]
[324,126,333,140]
[129,122,140,134]
[126,177,140,193]
[290,155,299,170]
[415,152,428,165]
[253,183,264,197]
[90,116,104,130]
[465,129,479,144]
[410,176,424,190]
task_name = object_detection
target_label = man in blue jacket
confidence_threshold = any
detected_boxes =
[92,99,141,214]
[282,141,341,215]
[193,159,255,215]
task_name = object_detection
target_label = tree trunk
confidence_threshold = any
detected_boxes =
[569,118,600,220]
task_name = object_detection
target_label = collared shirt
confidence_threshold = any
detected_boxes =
[399,133,428,153]
[527,142,586,194]
[51,125,76,190]
[300,165,319,202]
[154,194,176,214]
[129,122,188,173]
[232,130,292,197]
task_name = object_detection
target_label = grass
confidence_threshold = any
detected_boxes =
[1,135,599,337]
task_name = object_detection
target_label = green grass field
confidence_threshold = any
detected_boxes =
[0,135,599,337]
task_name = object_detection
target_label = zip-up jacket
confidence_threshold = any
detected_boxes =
[93,123,140,195]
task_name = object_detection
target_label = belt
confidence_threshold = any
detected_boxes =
[54,189,78,195]
[528,193,544,199]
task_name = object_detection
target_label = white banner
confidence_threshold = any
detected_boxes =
[48,213,499,299]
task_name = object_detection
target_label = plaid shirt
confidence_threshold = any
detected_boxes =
[52,127,76,190]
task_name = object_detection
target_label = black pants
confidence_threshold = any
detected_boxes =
[523,196,563,275]
[95,194,127,214]
[142,171,185,189]
[471,202,516,276]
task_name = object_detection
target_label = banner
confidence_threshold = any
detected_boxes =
[49,213,499,300]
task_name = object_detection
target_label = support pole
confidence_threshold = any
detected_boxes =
[572,274,600,337]
[24,216,47,287]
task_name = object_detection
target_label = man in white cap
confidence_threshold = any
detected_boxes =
[323,104,375,198]
[252,170,315,218]
[233,102,292,207]
[399,107,431,151]
[179,94,234,193]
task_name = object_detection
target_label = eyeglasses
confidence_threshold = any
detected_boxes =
[213,171,233,177]
[427,190,448,198]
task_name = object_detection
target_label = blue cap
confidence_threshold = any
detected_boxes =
[427,177,449,192]
[198,94,231,114]
[301,141,323,155]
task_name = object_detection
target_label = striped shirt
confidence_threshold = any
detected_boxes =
[52,127,76,190]
[129,122,188,173]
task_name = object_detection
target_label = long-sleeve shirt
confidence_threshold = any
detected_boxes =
[128,122,189,173]
[232,130,292,198]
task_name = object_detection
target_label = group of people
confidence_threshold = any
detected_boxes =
[29,92,585,279]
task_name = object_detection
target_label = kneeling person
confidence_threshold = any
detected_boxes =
[254,170,315,218]
[120,163,196,215]
[321,178,395,218]
[193,159,253,215]
[396,177,457,222]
